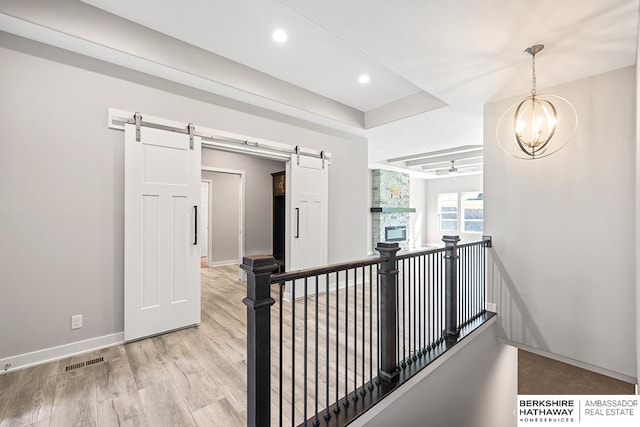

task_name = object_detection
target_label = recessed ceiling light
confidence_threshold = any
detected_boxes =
[358,74,371,84]
[272,29,288,43]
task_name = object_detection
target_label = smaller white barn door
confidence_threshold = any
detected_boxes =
[288,154,328,271]
[124,124,201,342]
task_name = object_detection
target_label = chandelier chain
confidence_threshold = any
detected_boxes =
[531,53,537,96]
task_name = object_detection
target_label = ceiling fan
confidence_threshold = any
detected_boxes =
[435,160,475,175]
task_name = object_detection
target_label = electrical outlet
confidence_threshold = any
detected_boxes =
[71,314,83,330]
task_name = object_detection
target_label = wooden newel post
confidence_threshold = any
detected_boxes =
[376,242,400,383]
[240,255,277,427]
[442,235,460,341]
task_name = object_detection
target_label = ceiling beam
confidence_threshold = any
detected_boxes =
[421,159,483,171]
[387,145,482,163]
[406,151,483,167]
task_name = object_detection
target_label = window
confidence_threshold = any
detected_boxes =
[438,193,458,232]
[462,192,484,233]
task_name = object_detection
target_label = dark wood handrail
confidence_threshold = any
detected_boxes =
[270,256,384,284]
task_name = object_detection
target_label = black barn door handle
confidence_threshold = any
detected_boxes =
[194,205,198,245]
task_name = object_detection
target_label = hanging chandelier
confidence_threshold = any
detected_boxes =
[496,44,577,160]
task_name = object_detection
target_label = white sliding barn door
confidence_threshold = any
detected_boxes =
[287,154,328,272]
[124,124,201,342]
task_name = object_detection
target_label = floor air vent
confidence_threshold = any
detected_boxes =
[65,356,104,372]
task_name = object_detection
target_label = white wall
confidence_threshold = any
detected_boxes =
[484,66,637,380]
[201,151,286,261]
[409,176,428,248]
[636,18,640,390]
[201,170,240,265]
[354,322,517,427]
[0,35,369,362]
[424,174,484,246]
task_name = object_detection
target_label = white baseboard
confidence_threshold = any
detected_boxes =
[0,332,124,373]
[208,259,240,268]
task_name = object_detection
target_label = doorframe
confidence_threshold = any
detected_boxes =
[201,166,245,277]
[200,179,213,267]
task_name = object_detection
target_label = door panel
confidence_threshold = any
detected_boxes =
[288,154,328,272]
[124,124,201,341]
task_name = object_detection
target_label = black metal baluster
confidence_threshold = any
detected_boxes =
[480,241,484,312]
[418,255,424,356]
[465,247,474,322]
[353,268,358,401]
[314,275,319,427]
[344,270,349,408]
[361,266,366,396]
[432,253,436,346]
[469,246,473,321]
[396,261,400,369]
[430,253,434,349]
[471,246,474,319]
[304,277,308,425]
[481,244,485,315]
[279,282,284,427]
[401,259,406,368]
[368,265,374,390]
[334,271,340,414]
[407,257,412,365]
[466,247,470,323]
[459,247,463,326]
[376,262,380,385]
[291,279,296,427]
[460,247,464,326]
[412,256,417,361]
[437,252,442,342]
[413,255,422,360]
[325,272,331,421]
[476,245,480,317]
[472,245,476,318]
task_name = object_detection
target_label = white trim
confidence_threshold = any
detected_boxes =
[207,259,241,268]
[201,166,245,280]
[201,179,213,266]
[349,317,498,426]
[0,332,124,374]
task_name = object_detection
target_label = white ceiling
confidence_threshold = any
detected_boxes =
[2,0,638,176]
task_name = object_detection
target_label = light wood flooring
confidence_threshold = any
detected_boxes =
[0,265,251,427]
[0,265,385,427]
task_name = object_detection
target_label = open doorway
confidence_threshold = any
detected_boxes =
[201,148,286,280]
[201,167,244,271]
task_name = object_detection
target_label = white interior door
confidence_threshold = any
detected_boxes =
[287,154,328,272]
[124,124,201,341]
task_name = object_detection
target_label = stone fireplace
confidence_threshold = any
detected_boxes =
[371,170,415,251]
